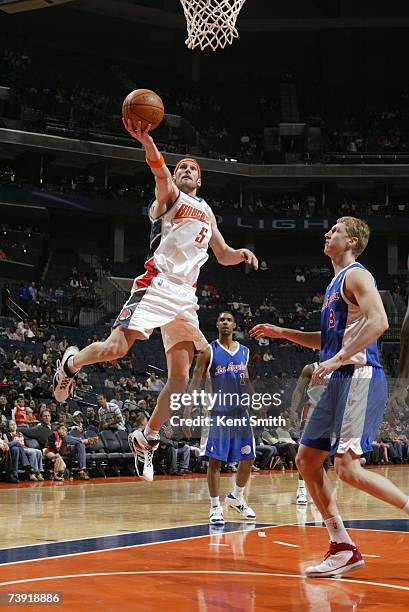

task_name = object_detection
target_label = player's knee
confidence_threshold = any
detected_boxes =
[295,453,308,475]
[296,449,314,474]
[165,376,189,393]
[334,462,361,486]
[208,459,222,472]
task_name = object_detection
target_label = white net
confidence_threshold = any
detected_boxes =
[180,0,246,51]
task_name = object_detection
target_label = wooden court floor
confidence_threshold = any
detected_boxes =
[0,467,408,611]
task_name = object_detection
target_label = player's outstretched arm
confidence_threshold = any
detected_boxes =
[249,323,321,349]
[209,221,258,270]
[123,118,177,217]
[289,363,313,422]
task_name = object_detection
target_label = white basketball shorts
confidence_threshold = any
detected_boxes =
[113,275,208,353]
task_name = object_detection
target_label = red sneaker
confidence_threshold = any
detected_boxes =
[305,541,365,578]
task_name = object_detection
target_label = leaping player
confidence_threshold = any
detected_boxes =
[250,216,409,578]
[53,119,258,481]
[186,311,256,526]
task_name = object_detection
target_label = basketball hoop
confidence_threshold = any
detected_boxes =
[180,0,246,51]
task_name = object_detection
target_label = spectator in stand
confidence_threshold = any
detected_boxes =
[145,373,165,393]
[4,420,44,480]
[32,358,43,374]
[45,335,58,351]
[0,398,8,428]
[111,388,124,411]
[18,282,30,306]
[122,408,134,434]
[44,423,67,480]
[13,351,26,371]
[84,406,99,432]
[55,286,64,301]
[25,406,37,426]
[123,392,138,412]
[14,397,27,425]
[53,412,67,431]
[311,292,323,306]
[154,425,184,476]
[25,409,53,448]
[70,410,85,433]
[28,282,37,302]
[104,374,115,390]
[127,375,142,393]
[97,393,125,431]
[58,336,68,352]
[0,436,31,482]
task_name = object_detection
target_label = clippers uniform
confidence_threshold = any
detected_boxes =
[301,262,388,456]
[203,340,255,463]
[113,190,214,352]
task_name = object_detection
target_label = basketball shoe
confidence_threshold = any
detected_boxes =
[305,542,365,578]
[53,346,79,402]
[128,430,159,482]
[296,487,308,506]
[225,493,256,520]
[209,505,225,526]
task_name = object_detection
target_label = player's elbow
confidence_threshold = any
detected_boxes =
[377,314,389,334]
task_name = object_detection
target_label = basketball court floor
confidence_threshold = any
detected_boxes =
[0,467,408,610]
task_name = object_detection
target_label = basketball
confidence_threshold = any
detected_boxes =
[122,89,165,131]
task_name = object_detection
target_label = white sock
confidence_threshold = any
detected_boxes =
[298,480,306,491]
[233,484,245,501]
[324,515,354,545]
[67,356,80,374]
[210,496,220,508]
[402,498,409,514]
[144,425,159,440]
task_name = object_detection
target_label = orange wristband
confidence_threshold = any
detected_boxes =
[146,154,165,169]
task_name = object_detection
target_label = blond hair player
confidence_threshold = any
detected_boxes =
[53,119,258,480]
[251,217,409,578]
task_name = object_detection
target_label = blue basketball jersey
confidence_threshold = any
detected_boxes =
[208,339,250,413]
[321,262,382,367]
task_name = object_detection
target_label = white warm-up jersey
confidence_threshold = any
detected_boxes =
[132,189,214,292]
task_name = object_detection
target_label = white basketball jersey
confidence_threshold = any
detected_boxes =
[132,190,214,292]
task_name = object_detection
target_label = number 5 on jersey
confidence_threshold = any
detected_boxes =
[329,308,335,328]
[195,226,208,244]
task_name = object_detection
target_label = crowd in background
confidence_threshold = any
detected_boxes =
[3,47,409,164]
[1,164,408,221]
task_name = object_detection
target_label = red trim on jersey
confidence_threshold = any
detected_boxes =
[133,257,159,291]
[133,257,198,290]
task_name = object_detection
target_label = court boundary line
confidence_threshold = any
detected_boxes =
[3,517,406,551]
[1,520,408,567]
[1,570,409,592]
[0,522,210,551]
[0,524,285,567]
